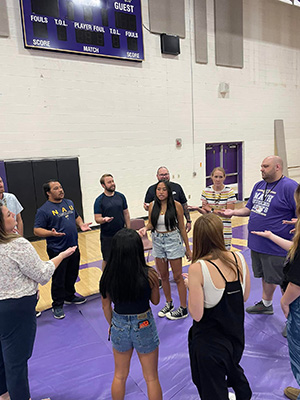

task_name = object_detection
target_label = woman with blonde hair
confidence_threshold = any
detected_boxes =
[189,167,236,250]
[252,184,300,400]
[186,213,251,400]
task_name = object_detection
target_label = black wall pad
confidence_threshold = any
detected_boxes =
[4,158,84,239]
[5,161,36,238]
[194,0,208,64]
[32,159,58,208]
[161,34,180,55]
[214,0,243,68]
[57,158,83,219]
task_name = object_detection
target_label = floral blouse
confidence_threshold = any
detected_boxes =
[0,237,55,300]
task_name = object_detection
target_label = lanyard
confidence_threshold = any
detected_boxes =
[263,175,283,201]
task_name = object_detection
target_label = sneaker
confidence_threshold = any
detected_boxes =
[246,300,274,315]
[52,307,65,319]
[228,393,236,400]
[166,306,188,320]
[36,311,41,318]
[64,295,86,305]
[158,301,174,317]
[284,386,300,400]
[282,323,287,338]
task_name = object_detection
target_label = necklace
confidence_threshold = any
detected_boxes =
[263,175,283,201]
[212,190,222,205]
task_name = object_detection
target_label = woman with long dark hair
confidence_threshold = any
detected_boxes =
[0,205,76,400]
[100,228,162,400]
[186,213,251,400]
[252,184,300,400]
[139,180,192,320]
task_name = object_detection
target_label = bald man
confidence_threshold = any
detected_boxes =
[222,156,297,317]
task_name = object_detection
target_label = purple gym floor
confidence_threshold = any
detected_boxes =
[29,247,297,399]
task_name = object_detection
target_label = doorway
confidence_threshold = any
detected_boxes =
[205,142,243,200]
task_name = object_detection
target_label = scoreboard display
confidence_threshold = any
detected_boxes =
[20,0,144,61]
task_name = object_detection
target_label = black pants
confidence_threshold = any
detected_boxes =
[189,330,252,400]
[47,247,80,308]
[0,294,37,400]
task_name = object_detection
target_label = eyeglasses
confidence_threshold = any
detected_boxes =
[158,173,169,177]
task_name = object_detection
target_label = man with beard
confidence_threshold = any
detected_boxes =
[34,180,91,319]
[94,174,130,270]
[221,156,297,320]
[144,166,192,232]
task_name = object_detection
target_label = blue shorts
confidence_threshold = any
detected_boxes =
[152,229,185,260]
[111,309,159,354]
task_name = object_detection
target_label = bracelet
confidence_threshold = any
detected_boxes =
[187,220,192,223]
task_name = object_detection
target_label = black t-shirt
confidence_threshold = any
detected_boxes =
[144,181,187,205]
[281,244,300,292]
[114,270,151,314]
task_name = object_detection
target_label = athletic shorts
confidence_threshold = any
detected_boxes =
[151,229,185,260]
[100,235,113,261]
[251,250,286,285]
[111,309,159,354]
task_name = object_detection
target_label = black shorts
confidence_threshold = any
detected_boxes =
[100,235,113,261]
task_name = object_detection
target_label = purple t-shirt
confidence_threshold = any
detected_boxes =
[246,176,297,256]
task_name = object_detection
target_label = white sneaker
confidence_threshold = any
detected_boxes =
[228,392,236,400]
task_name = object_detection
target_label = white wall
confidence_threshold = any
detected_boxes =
[1,0,300,224]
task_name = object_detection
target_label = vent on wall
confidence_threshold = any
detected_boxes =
[160,34,180,55]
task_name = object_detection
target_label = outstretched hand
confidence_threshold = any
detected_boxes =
[282,218,297,225]
[251,230,272,239]
[218,209,234,218]
[60,246,77,259]
[80,222,92,232]
[51,228,66,237]
[103,217,114,224]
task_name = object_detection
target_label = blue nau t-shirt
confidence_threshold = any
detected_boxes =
[247,176,298,257]
[94,191,128,237]
[34,199,79,252]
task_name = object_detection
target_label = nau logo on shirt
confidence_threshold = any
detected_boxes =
[52,205,74,217]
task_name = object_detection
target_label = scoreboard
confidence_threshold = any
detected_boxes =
[20,0,144,61]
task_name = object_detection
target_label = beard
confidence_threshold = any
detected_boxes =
[106,185,115,192]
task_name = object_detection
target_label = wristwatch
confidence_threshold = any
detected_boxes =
[210,208,214,213]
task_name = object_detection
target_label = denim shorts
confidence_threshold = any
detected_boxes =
[111,309,159,354]
[151,229,185,260]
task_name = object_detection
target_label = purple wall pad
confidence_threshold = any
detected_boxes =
[29,248,297,399]
[232,224,249,241]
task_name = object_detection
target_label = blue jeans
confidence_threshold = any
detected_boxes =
[287,296,300,399]
[111,309,159,354]
[152,229,185,259]
[0,294,37,400]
